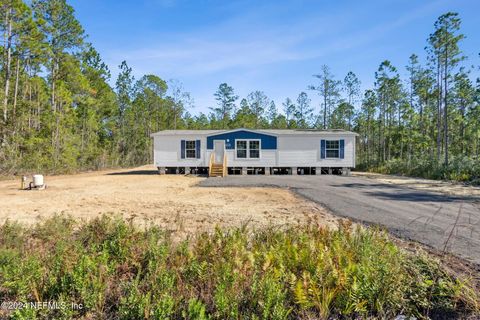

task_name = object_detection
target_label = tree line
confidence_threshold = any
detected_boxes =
[0,1,478,180]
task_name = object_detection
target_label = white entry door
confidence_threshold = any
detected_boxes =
[213,140,225,164]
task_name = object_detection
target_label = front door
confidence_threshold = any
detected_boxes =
[213,140,225,164]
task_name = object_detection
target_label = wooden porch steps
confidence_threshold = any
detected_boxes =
[209,164,225,177]
[209,152,227,177]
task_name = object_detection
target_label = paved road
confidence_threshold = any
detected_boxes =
[199,175,480,264]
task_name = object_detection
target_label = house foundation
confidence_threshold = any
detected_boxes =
[159,166,352,176]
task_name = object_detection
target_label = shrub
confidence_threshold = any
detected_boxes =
[0,216,478,319]
[366,156,480,184]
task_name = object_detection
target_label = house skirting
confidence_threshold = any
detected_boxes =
[157,167,351,176]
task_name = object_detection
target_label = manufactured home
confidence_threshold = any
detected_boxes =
[151,128,357,177]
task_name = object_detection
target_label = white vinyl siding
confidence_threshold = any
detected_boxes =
[153,135,205,166]
[277,135,355,167]
[153,131,356,168]
[223,150,276,167]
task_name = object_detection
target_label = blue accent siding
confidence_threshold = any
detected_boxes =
[320,140,326,159]
[206,130,277,150]
[180,140,185,159]
[196,140,201,159]
[339,139,345,159]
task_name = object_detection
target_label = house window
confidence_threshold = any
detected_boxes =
[236,140,247,158]
[249,141,260,158]
[236,140,260,159]
[326,140,340,158]
[185,140,197,158]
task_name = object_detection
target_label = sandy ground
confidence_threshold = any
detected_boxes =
[0,166,337,236]
[353,171,480,199]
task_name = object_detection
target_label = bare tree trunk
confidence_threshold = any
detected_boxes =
[380,116,383,162]
[28,81,32,129]
[398,103,403,159]
[174,106,177,130]
[51,75,56,111]
[81,106,86,152]
[54,101,62,166]
[457,95,465,155]
[443,55,449,167]
[323,89,327,129]
[12,56,20,121]
[420,94,427,136]
[382,99,386,162]
[477,134,480,157]
[366,114,370,166]
[436,57,442,162]
[3,8,12,123]
[36,83,41,130]
[51,59,57,112]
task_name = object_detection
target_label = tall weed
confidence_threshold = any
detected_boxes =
[0,216,477,319]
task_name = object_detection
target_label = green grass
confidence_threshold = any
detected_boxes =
[0,215,478,319]
[360,156,480,184]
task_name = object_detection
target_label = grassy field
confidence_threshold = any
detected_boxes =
[0,215,478,319]
[360,157,480,185]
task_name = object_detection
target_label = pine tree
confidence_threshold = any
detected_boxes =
[295,92,313,128]
[115,61,134,162]
[232,98,256,128]
[246,91,269,128]
[282,97,296,128]
[211,83,238,129]
[167,79,193,130]
[343,71,360,130]
[309,65,341,129]
[428,12,465,166]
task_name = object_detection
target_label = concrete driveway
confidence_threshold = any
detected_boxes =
[199,175,480,265]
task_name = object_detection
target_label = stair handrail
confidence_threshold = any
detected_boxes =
[222,152,227,177]
[209,153,214,176]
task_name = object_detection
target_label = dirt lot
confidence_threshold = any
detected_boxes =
[0,166,336,236]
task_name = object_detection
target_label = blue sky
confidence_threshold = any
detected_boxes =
[69,0,479,115]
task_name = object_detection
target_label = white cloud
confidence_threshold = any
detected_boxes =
[103,0,456,113]
[107,0,442,79]
[109,39,304,78]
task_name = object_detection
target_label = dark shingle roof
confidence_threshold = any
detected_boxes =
[151,128,357,136]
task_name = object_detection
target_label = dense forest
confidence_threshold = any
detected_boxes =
[0,1,479,181]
